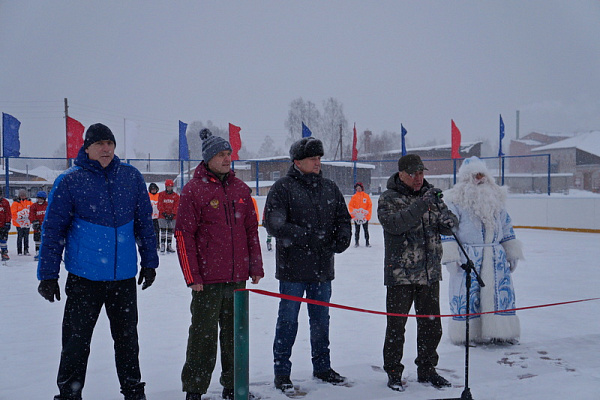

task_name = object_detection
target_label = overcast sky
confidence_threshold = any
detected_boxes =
[2,0,600,159]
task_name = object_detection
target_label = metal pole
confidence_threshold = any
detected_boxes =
[64,98,69,170]
[234,290,249,400]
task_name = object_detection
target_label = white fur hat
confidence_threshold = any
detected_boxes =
[457,156,492,183]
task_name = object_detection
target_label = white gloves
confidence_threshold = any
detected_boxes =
[508,259,518,272]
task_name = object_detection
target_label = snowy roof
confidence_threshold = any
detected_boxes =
[323,161,376,169]
[362,141,482,158]
[513,139,544,146]
[532,131,600,157]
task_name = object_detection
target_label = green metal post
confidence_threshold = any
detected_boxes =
[234,290,249,400]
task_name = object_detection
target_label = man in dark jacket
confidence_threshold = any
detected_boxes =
[37,123,158,400]
[175,128,263,400]
[378,154,457,392]
[264,137,352,393]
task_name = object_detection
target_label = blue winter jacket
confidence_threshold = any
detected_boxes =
[37,147,159,281]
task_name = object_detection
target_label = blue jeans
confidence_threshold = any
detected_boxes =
[273,281,332,376]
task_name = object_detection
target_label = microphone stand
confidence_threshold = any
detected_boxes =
[434,201,484,400]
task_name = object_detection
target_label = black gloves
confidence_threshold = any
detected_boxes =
[38,279,61,302]
[164,213,174,221]
[32,221,41,231]
[1,223,11,233]
[422,187,443,206]
[137,267,156,290]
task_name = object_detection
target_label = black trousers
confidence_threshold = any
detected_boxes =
[383,282,442,378]
[354,221,370,243]
[16,226,29,253]
[57,274,145,400]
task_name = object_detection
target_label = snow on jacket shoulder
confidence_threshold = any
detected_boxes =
[174,162,263,286]
[37,147,158,281]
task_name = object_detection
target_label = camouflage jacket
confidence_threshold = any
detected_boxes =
[377,173,456,286]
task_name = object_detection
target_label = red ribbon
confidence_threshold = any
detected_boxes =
[237,288,600,318]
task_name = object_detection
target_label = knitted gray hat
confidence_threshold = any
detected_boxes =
[200,128,232,162]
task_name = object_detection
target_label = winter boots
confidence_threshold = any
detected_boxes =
[166,244,175,253]
[1,250,9,261]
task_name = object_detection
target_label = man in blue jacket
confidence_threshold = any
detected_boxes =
[37,123,159,400]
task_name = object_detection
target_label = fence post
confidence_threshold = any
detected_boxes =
[234,289,249,400]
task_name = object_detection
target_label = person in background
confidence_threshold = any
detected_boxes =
[175,128,263,400]
[0,192,11,261]
[264,136,352,393]
[11,188,32,255]
[37,123,158,400]
[251,195,273,251]
[29,191,48,261]
[157,179,179,254]
[348,182,372,247]
[148,183,160,249]
[378,154,457,392]
[442,156,523,345]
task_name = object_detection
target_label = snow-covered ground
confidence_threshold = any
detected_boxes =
[1,226,599,400]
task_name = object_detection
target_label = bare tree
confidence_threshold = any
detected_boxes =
[284,97,321,148]
[321,97,348,159]
[257,135,283,158]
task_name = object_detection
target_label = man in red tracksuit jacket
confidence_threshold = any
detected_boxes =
[157,179,179,253]
[175,128,263,400]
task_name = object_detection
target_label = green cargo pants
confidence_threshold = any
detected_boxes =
[181,281,245,395]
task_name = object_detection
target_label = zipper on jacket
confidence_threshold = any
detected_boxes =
[106,171,119,280]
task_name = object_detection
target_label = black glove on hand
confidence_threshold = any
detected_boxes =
[137,267,156,290]
[3,223,11,233]
[32,221,41,230]
[38,279,61,302]
[164,213,174,221]
[422,187,443,206]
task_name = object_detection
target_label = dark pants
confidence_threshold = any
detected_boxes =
[16,226,29,254]
[383,282,442,378]
[181,281,245,395]
[56,274,145,400]
[152,219,160,249]
[354,221,370,244]
[273,281,332,376]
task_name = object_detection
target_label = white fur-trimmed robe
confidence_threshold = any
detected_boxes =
[441,203,523,345]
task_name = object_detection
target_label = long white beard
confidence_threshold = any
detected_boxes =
[446,181,507,230]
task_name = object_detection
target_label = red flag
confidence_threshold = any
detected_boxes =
[66,116,85,158]
[351,123,358,161]
[451,119,461,159]
[229,123,241,161]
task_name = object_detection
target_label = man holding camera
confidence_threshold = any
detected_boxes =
[377,154,457,392]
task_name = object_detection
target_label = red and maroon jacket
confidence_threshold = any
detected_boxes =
[0,198,11,226]
[175,162,263,286]
[29,201,48,226]
[157,190,179,219]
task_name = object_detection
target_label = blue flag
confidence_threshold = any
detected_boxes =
[498,114,505,157]
[179,120,189,161]
[401,124,407,156]
[302,122,312,138]
[2,113,21,157]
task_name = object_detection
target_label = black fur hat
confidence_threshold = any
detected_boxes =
[289,137,324,161]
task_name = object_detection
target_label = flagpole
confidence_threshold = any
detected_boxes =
[123,118,127,162]
[64,98,69,169]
